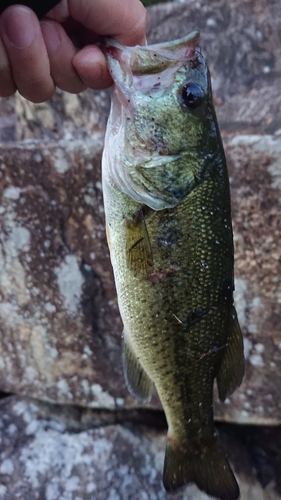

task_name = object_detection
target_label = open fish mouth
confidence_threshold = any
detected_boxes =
[105,30,200,71]
[104,31,201,97]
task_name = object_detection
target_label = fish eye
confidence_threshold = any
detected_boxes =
[180,83,205,109]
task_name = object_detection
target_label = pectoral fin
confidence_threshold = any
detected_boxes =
[122,331,153,403]
[125,207,153,275]
[216,306,244,402]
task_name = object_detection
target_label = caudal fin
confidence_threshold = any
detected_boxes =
[163,437,239,500]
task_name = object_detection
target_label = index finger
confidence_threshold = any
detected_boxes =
[69,0,147,46]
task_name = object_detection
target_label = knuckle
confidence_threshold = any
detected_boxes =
[60,82,86,94]
[52,73,86,94]
[20,82,55,103]
[0,87,16,98]
[0,69,17,97]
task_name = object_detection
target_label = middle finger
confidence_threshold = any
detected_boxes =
[40,20,86,94]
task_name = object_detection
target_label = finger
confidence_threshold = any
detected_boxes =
[73,46,112,90]
[41,20,86,94]
[0,6,55,103]
[69,0,147,46]
[44,0,69,22]
[0,36,16,97]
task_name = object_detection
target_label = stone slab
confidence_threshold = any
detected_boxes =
[0,0,280,423]
[0,396,280,500]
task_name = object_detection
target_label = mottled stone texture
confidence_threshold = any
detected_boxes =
[147,0,281,136]
[220,136,281,424]
[0,396,281,500]
[0,137,127,407]
[0,0,280,425]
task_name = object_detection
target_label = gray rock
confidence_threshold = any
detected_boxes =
[217,134,281,424]
[0,395,280,500]
[147,0,281,136]
[0,0,280,423]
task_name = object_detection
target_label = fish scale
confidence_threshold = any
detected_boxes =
[107,168,231,424]
[103,31,244,500]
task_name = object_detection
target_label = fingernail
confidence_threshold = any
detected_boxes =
[79,60,103,81]
[40,21,61,52]
[73,47,112,90]
[77,48,103,77]
[4,6,36,49]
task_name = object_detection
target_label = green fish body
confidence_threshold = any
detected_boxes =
[102,32,244,500]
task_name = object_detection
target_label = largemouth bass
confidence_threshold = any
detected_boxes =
[102,31,244,500]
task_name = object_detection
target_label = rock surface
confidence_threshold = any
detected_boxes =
[0,395,281,500]
[148,0,281,138]
[0,0,280,423]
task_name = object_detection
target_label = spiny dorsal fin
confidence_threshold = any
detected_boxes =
[216,306,244,402]
[122,331,153,403]
[125,207,153,276]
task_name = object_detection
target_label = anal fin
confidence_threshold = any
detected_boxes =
[122,331,153,403]
[216,306,244,402]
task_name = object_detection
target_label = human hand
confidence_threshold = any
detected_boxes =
[0,0,146,102]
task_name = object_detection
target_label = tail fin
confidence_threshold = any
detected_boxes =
[163,437,239,500]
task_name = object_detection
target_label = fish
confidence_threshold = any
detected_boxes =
[102,31,244,500]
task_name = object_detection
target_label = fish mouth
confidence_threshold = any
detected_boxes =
[104,31,201,108]
[105,31,200,78]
